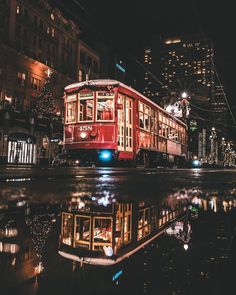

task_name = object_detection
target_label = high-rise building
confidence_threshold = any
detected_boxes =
[159,35,215,102]
[142,48,159,100]
[211,85,227,124]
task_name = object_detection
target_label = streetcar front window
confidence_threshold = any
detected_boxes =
[93,217,112,243]
[74,216,91,249]
[78,98,94,122]
[96,98,114,121]
[66,101,76,123]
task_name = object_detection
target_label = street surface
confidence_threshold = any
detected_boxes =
[0,167,236,295]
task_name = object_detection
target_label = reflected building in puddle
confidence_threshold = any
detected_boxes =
[0,195,58,291]
[0,208,38,288]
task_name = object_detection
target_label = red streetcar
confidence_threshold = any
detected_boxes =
[63,79,188,167]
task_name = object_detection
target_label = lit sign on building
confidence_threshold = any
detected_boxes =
[116,63,126,73]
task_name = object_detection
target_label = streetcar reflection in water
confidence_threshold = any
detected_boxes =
[58,193,189,265]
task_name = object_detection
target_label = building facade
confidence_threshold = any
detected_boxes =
[211,85,227,125]
[0,0,101,165]
[159,36,215,102]
[142,47,160,100]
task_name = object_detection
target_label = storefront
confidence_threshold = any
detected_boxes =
[7,133,36,164]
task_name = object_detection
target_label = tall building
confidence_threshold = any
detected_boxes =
[0,0,102,165]
[211,85,227,124]
[159,35,215,102]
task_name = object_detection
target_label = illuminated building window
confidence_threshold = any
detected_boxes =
[30,77,40,91]
[16,5,20,14]
[17,72,26,86]
[47,26,50,34]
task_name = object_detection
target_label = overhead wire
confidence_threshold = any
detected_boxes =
[191,0,235,124]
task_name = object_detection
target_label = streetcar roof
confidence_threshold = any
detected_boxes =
[65,79,187,127]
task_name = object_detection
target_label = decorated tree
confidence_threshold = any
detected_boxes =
[34,70,56,117]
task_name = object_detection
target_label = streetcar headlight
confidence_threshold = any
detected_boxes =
[192,160,200,167]
[99,150,112,161]
[80,132,87,139]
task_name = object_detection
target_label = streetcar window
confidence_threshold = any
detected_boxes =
[78,97,94,122]
[138,208,150,240]
[66,101,76,123]
[93,218,112,243]
[74,216,91,246]
[96,98,114,121]
[62,213,73,245]
[139,102,151,131]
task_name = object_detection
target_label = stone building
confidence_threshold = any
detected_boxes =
[0,0,101,165]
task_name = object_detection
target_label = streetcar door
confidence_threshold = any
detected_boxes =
[117,94,133,152]
[125,97,133,152]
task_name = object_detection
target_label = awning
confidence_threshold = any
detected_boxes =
[8,133,36,144]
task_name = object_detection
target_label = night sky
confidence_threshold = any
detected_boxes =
[50,0,235,116]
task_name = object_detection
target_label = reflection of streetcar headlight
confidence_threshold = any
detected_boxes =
[80,132,87,139]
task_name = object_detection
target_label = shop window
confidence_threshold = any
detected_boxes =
[62,213,73,246]
[96,97,114,121]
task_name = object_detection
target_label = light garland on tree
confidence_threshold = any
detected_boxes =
[34,71,56,118]
[26,215,54,270]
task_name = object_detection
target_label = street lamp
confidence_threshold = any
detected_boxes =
[181,91,188,99]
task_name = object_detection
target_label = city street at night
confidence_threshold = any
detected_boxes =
[1,0,236,294]
[0,167,236,294]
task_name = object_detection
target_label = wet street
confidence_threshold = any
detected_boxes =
[0,167,236,295]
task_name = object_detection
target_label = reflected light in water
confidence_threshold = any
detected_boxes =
[183,244,189,251]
